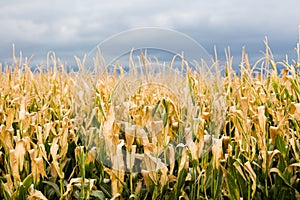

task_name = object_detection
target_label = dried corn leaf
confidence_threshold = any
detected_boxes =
[15,139,26,172]
[290,103,300,120]
[50,136,64,179]
[6,108,14,129]
[32,157,47,183]
[19,97,26,120]
[103,106,120,145]
[244,161,256,198]
[125,126,135,151]
[9,150,20,183]
[269,126,282,145]
[0,125,14,151]
[0,110,5,124]
[212,139,223,168]
[257,106,266,131]
[178,146,188,173]
[27,189,48,200]
[126,145,136,171]
[85,147,96,164]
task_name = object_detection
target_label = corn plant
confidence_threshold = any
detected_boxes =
[0,32,300,200]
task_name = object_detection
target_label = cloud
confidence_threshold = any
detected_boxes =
[0,0,299,66]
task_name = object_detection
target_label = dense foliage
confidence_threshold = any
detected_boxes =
[0,40,300,199]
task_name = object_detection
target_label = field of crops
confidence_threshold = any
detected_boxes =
[1,39,300,200]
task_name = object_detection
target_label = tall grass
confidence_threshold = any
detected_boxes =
[0,35,300,200]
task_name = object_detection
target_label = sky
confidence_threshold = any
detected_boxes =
[0,0,300,68]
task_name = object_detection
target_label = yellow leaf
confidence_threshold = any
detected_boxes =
[168,145,175,175]
[202,111,210,121]
[85,147,96,165]
[38,144,49,164]
[136,128,149,148]
[141,170,151,187]
[111,193,121,200]
[244,161,256,198]
[15,140,26,172]
[159,165,168,187]
[9,150,20,183]
[257,106,266,131]
[43,123,51,142]
[288,162,300,168]
[268,150,281,169]
[32,158,47,183]
[289,138,299,161]
[126,145,136,171]
[19,97,26,121]
[3,174,13,195]
[135,180,143,194]
[259,92,266,104]
[27,189,48,200]
[50,136,59,161]
[212,139,223,168]
[151,120,163,135]
[125,125,135,151]
[233,161,247,181]
[50,163,58,183]
[0,125,14,151]
[0,110,5,124]
[103,106,120,145]
[269,126,282,145]
[290,103,300,120]
[50,136,64,179]
[275,107,285,123]
[178,146,188,173]
[105,168,123,197]
[37,126,43,144]
[6,108,14,129]
[28,149,37,161]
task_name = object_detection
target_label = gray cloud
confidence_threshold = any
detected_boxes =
[0,0,299,67]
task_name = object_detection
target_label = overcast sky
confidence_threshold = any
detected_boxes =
[0,0,300,68]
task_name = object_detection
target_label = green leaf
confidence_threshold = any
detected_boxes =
[90,190,105,200]
[233,160,246,181]
[176,168,187,198]
[18,184,26,200]
[214,169,223,199]
[99,183,112,198]
[96,95,106,120]
[275,135,287,159]
[269,168,294,189]
[152,99,161,117]
[226,171,240,200]
[162,98,169,127]
[188,76,196,105]
[42,181,60,196]
[163,112,168,127]
[1,181,12,200]
[290,78,300,99]
[23,174,33,191]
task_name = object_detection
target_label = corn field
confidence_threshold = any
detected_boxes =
[1,37,300,200]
